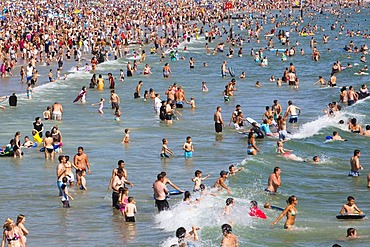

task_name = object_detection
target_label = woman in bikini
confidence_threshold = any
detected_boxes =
[1,218,25,247]
[272,195,298,229]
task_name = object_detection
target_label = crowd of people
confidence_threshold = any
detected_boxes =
[0,0,369,245]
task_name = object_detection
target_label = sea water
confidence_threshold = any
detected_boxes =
[0,5,369,247]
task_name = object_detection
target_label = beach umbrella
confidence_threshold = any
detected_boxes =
[74,9,81,14]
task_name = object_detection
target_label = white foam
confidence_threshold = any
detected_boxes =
[290,110,365,139]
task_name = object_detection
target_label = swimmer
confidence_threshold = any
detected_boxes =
[224,198,234,215]
[249,200,267,219]
[91,98,105,114]
[346,228,357,238]
[272,195,298,229]
[187,97,196,109]
[220,224,238,247]
[331,131,346,141]
[182,136,194,158]
[191,170,210,192]
[265,167,281,193]
[160,138,174,158]
[276,141,297,160]
[202,81,208,92]
[312,156,320,163]
[255,81,262,87]
[284,100,301,123]
[122,129,130,143]
[213,170,231,194]
[228,164,242,175]
[175,226,200,247]
[239,71,246,79]
[362,125,370,136]
[339,196,363,215]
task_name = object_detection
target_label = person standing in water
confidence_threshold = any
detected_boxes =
[265,167,281,194]
[284,100,301,123]
[153,173,170,212]
[349,149,362,177]
[214,106,225,133]
[272,195,298,229]
[73,146,91,190]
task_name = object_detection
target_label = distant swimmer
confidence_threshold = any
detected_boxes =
[265,167,281,194]
[224,198,234,215]
[284,100,301,123]
[213,170,231,194]
[331,131,346,141]
[349,149,362,177]
[362,125,370,136]
[272,195,298,229]
[339,196,363,215]
[228,164,243,175]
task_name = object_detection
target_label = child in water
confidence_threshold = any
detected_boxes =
[91,98,105,114]
[160,138,174,158]
[191,170,210,192]
[188,97,196,108]
[224,198,234,215]
[61,177,74,208]
[114,106,121,121]
[118,187,129,214]
[122,129,130,143]
[124,197,137,222]
[183,136,194,158]
[26,83,33,99]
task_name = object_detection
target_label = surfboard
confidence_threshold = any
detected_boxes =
[271,205,284,211]
[354,72,369,76]
[228,67,235,77]
[265,33,274,37]
[269,48,286,52]
[245,117,259,126]
[73,91,85,103]
[153,189,183,200]
[336,214,365,220]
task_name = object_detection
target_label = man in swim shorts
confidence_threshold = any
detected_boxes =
[265,167,281,193]
[52,102,63,121]
[284,100,301,123]
[109,90,120,109]
[153,173,169,212]
[73,146,91,189]
[349,149,362,177]
[214,106,225,133]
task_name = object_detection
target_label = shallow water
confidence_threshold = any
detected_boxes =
[0,5,370,247]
